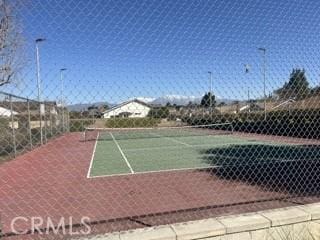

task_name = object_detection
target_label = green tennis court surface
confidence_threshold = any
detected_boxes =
[87,126,285,177]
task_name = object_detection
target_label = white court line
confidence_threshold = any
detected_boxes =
[110,132,134,174]
[150,132,192,147]
[88,166,216,179]
[87,156,313,179]
[86,132,99,178]
[86,134,290,179]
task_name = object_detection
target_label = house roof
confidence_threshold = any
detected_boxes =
[287,96,320,110]
[217,101,266,113]
[103,99,151,114]
[0,106,19,116]
[271,99,295,110]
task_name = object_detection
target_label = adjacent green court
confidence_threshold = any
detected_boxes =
[86,126,280,178]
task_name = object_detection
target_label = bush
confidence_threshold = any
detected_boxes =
[0,118,8,128]
[105,117,160,128]
[168,113,179,121]
[183,109,320,139]
[69,119,94,132]
[147,107,169,119]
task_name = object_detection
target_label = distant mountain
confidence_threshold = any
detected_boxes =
[150,95,235,106]
[67,95,236,111]
[67,102,114,112]
[151,95,202,106]
[132,97,156,103]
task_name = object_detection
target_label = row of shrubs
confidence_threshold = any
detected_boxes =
[69,117,162,131]
[183,109,320,139]
[69,119,95,132]
[105,117,161,128]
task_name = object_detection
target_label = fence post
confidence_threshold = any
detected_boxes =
[60,106,64,133]
[39,101,43,145]
[9,96,17,157]
[62,106,65,133]
[67,109,70,132]
[27,99,33,149]
[49,104,53,137]
[81,112,84,132]
[44,103,47,143]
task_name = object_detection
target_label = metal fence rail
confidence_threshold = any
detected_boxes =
[0,91,69,159]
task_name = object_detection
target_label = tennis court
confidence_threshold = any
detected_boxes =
[86,123,290,178]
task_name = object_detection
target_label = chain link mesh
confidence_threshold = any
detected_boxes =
[1,0,320,239]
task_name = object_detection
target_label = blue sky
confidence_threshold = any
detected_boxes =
[4,0,320,104]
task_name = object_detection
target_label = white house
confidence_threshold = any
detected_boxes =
[103,99,151,118]
[0,106,18,117]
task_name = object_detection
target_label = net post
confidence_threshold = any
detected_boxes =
[230,122,234,134]
[83,127,87,142]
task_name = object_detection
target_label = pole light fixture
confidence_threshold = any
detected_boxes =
[35,38,46,145]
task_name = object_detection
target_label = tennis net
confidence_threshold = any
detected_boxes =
[84,122,234,141]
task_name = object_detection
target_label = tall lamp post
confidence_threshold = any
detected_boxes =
[258,47,267,120]
[208,71,213,117]
[60,68,67,132]
[35,38,46,145]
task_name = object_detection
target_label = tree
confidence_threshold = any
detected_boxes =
[87,105,98,110]
[187,101,198,108]
[101,104,109,111]
[200,92,216,108]
[0,0,23,87]
[148,107,169,119]
[274,69,310,100]
[217,101,226,107]
[310,86,320,96]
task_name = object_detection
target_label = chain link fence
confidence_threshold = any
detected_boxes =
[0,91,69,161]
[1,0,320,239]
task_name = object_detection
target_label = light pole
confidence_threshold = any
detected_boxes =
[208,71,213,117]
[60,68,67,132]
[35,38,46,145]
[258,47,267,120]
